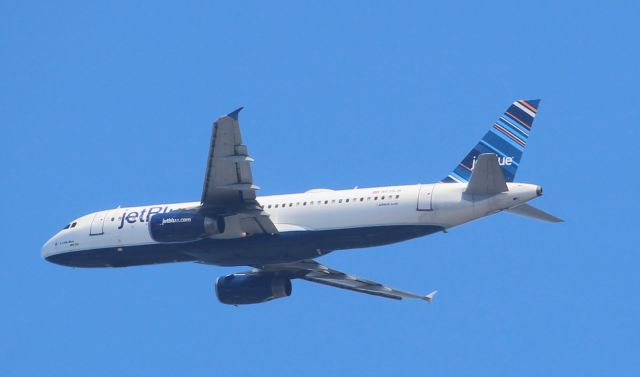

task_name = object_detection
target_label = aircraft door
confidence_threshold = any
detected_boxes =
[417,184,435,211]
[90,210,108,236]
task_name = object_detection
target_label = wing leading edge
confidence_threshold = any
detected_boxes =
[260,260,437,302]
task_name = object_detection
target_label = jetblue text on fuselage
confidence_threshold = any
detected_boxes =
[118,206,172,229]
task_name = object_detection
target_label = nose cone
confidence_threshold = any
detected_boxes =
[41,235,57,260]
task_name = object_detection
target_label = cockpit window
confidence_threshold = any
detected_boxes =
[63,222,77,230]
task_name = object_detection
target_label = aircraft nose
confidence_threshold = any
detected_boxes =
[41,235,57,260]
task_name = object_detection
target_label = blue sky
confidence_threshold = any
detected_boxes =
[2,1,640,376]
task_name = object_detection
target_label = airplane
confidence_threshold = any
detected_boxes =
[42,99,562,305]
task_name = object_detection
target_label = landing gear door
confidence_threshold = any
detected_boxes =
[90,210,108,236]
[417,184,435,211]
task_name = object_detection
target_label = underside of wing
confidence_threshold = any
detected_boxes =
[260,260,437,302]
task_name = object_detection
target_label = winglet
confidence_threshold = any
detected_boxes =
[227,107,244,120]
[424,290,438,303]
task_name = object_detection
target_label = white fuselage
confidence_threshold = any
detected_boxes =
[42,182,540,266]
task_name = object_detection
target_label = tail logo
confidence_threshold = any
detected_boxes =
[471,155,514,170]
[442,99,540,183]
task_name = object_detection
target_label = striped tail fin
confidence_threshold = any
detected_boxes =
[442,99,541,183]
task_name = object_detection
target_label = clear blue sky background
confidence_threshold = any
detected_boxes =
[2,1,639,376]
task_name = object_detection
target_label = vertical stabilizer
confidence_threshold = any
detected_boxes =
[443,99,541,183]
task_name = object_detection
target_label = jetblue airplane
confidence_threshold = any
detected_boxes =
[42,99,561,305]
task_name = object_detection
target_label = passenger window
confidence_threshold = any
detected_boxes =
[275,204,279,208]
[396,195,400,199]
[296,202,300,206]
[324,200,328,204]
[381,196,385,200]
[374,197,378,200]
[360,198,364,201]
[332,200,336,204]
[289,203,293,207]
[303,202,307,206]
[345,199,349,203]
[268,205,272,208]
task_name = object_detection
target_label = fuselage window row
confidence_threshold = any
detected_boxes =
[265,195,400,209]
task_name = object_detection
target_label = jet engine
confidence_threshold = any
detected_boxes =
[215,273,292,305]
[148,212,225,243]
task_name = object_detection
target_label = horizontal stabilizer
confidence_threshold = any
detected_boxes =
[425,290,438,303]
[464,153,509,195]
[507,203,564,223]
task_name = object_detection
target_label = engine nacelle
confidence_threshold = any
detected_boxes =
[148,212,225,243]
[215,273,292,305]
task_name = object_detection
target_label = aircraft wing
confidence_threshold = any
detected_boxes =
[200,108,278,234]
[260,260,437,302]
